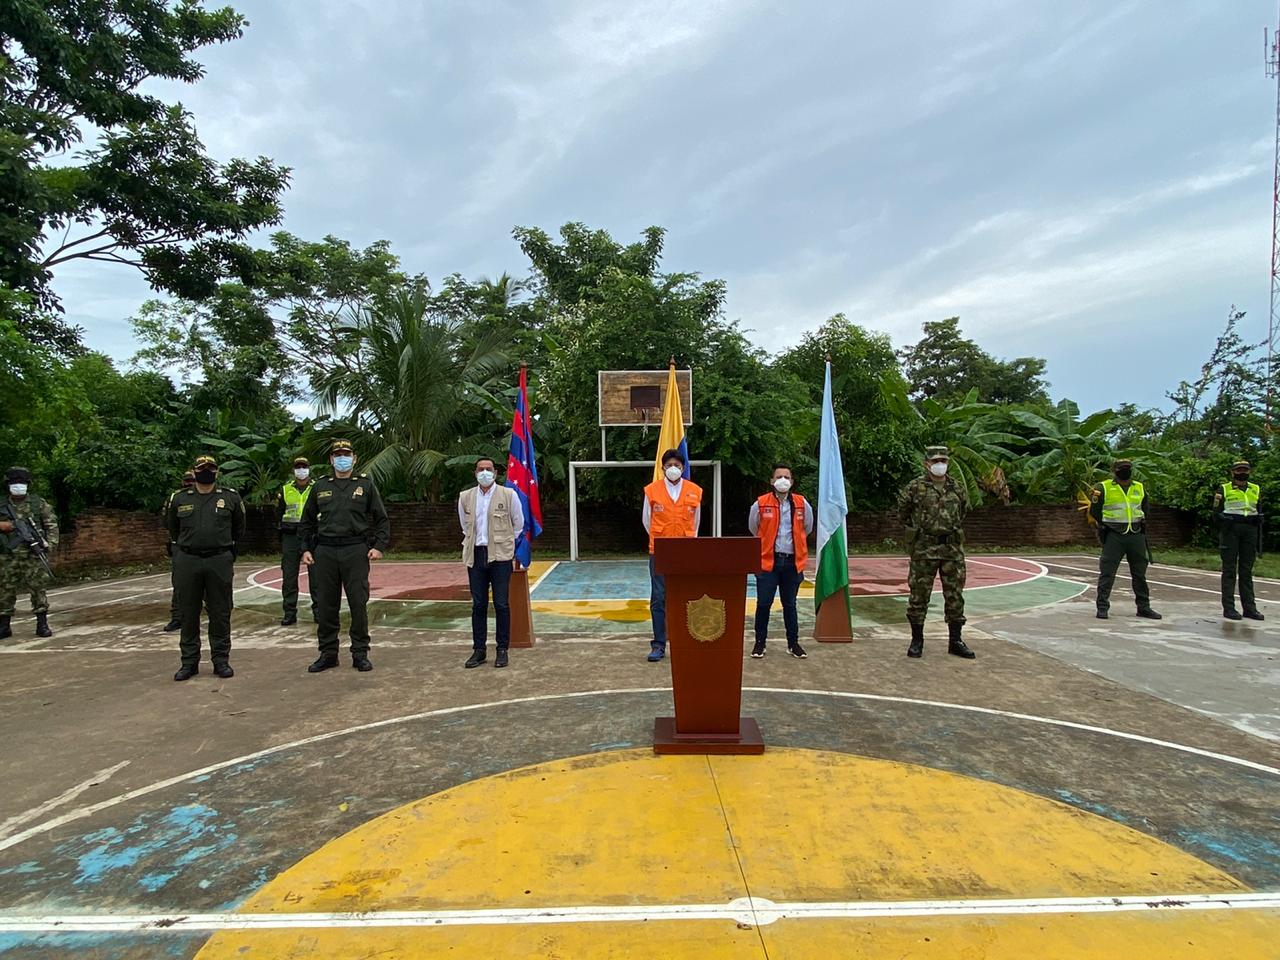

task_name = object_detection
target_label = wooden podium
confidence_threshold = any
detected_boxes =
[652,537,764,755]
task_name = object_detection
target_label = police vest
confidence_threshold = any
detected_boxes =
[644,479,702,554]
[281,482,313,525]
[755,492,809,572]
[1221,482,1260,517]
[1101,479,1145,531]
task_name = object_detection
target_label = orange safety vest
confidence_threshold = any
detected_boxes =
[755,492,809,572]
[644,479,703,554]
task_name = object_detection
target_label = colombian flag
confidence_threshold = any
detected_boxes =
[652,362,690,484]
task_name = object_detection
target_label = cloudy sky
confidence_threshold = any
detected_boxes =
[57,0,1277,411]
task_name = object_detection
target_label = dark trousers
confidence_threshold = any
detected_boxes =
[280,528,316,618]
[169,556,180,622]
[313,542,371,658]
[173,550,233,667]
[649,554,666,648]
[1097,529,1151,612]
[1220,520,1259,612]
[468,546,512,651]
[755,553,803,644]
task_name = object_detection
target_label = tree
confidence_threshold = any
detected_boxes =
[899,317,1050,405]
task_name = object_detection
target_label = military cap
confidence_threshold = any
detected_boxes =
[193,455,218,470]
[1112,458,1132,468]
[924,446,950,460]
[329,438,354,454]
[1232,460,1251,470]
[293,456,310,467]
[5,465,31,482]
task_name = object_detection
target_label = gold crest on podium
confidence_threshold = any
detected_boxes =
[686,594,726,643]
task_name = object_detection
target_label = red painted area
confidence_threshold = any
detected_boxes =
[841,555,1041,596]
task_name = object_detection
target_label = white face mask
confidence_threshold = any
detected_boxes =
[476,470,496,488]
[929,461,949,477]
[9,483,28,497]
[664,465,683,483]
[772,477,792,493]
[294,468,310,481]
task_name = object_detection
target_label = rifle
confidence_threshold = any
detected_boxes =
[3,503,54,579]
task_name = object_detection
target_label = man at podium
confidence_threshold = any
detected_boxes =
[642,448,702,662]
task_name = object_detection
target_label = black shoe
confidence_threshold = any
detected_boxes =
[495,649,509,668]
[34,612,52,638]
[1136,609,1163,620]
[162,618,182,632]
[1245,609,1266,621]
[0,615,10,640]
[1224,608,1243,621]
[213,663,234,679]
[174,665,199,681]
[352,656,373,672]
[751,640,766,659]
[1096,609,1109,619]
[307,656,339,673]
[787,642,807,659]
[907,622,924,658]
[948,623,975,659]
[465,650,486,668]
[280,614,297,626]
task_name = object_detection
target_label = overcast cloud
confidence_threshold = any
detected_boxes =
[55,0,1277,411]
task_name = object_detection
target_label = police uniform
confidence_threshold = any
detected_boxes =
[0,466,59,640]
[299,440,390,672]
[897,446,975,659]
[1089,459,1161,620]
[1214,460,1264,621]
[276,457,317,626]
[166,456,245,680]
[162,471,195,632]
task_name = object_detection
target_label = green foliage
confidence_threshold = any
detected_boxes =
[201,421,313,504]
[915,391,1024,505]
[898,316,1049,405]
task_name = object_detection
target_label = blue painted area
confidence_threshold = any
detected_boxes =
[1175,827,1280,870]
[0,932,200,957]
[1052,789,1143,828]
[534,560,760,600]
[588,741,636,751]
[0,861,40,876]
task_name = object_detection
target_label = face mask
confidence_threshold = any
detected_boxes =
[929,462,948,477]
[294,468,310,481]
[332,456,354,473]
[1233,473,1250,482]
[772,477,792,493]
[194,469,217,485]
[476,470,496,488]
[9,483,28,497]
[665,465,683,483]
[1114,467,1132,481]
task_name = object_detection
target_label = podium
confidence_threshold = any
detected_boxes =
[652,537,765,755]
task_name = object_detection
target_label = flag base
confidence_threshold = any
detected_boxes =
[509,567,535,648]
[814,597,853,643]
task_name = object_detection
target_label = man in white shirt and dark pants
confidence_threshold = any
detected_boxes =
[458,457,524,669]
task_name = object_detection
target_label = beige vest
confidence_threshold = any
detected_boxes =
[460,485,517,567]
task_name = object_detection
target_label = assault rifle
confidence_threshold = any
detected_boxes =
[3,504,54,579]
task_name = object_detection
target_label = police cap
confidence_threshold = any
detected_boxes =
[293,456,310,467]
[330,439,354,454]
[193,455,218,470]
[1232,460,1251,471]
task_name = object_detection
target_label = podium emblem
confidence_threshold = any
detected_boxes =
[686,594,726,643]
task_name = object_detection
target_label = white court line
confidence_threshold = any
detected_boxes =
[1,687,1276,856]
[528,560,560,595]
[48,573,170,597]
[1,892,1277,933]
[1044,561,1280,605]
[0,762,130,839]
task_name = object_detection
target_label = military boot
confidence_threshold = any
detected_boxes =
[907,622,924,658]
[947,622,976,659]
[0,614,11,640]
[35,612,52,637]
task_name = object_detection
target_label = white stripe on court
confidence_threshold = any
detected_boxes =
[1044,561,1280,605]
[0,762,130,839]
[0,892,1276,933]
[529,561,560,595]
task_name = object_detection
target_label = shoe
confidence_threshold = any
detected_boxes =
[162,618,182,632]
[1096,609,1109,619]
[907,622,924,658]
[646,643,665,662]
[0,615,10,640]
[173,665,199,681]
[280,614,297,626]
[352,656,373,672]
[213,663,234,679]
[751,640,766,658]
[1224,608,1243,621]
[1244,609,1266,621]
[787,642,807,659]
[1136,609,1163,620]
[495,649,509,669]
[34,612,52,638]
[307,656,339,673]
[465,650,486,668]
[948,623,976,659]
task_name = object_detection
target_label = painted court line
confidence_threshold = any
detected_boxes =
[2,687,1277,856]
[0,762,130,840]
[1,892,1276,933]
[1044,561,1280,605]
[529,561,560,595]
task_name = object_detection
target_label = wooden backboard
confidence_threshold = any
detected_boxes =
[598,370,693,427]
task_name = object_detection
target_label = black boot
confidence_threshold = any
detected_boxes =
[0,614,11,640]
[907,622,924,658]
[35,612,52,638]
[947,622,976,659]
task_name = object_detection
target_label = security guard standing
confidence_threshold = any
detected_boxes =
[1090,458,1161,620]
[897,446,975,660]
[0,466,59,639]
[299,440,390,673]
[1214,460,1264,621]
[162,470,195,632]
[166,456,244,680]
[276,456,317,626]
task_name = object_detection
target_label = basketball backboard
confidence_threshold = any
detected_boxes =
[598,370,693,427]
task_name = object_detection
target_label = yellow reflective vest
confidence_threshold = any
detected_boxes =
[1221,482,1260,517]
[281,481,314,525]
[1101,479,1145,532]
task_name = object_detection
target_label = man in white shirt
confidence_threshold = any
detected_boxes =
[641,448,703,662]
[458,457,524,669]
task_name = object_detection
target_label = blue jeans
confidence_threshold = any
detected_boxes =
[468,546,512,651]
[755,553,803,644]
[649,554,666,648]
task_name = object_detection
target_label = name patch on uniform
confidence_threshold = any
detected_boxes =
[354,486,363,497]
[177,504,194,515]
[318,489,333,499]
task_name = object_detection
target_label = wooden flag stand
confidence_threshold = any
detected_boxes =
[509,566,536,648]
[814,591,853,642]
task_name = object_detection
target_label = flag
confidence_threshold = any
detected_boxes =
[814,360,851,624]
[505,365,543,567]
[652,363,690,484]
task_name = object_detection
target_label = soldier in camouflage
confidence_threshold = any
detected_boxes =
[0,466,60,640]
[897,446,976,660]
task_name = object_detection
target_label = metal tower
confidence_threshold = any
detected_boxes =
[1266,13,1280,425]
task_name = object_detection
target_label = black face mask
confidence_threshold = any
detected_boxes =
[1113,467,1132,482]
[194,469,217,485]
[1233,473,1250,483]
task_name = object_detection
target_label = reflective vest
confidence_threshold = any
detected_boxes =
[1101,479,1145,532]
[281,481,313,525]
[755,493,809,572]
[1221,482,1260,517]
[644,479,702,554]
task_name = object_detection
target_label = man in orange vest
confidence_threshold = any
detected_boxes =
[748,463,814,660]
[642,448,702,662]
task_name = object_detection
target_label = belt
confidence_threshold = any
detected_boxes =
[179,546,230,558]
[317,536,366,547]
[773,551,794,559]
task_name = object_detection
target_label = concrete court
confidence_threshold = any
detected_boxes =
[0,553,1276,957]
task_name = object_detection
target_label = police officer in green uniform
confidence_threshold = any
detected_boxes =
[166,456,245,681]
[299,440,390,673]
[162,470,195,632]
[0,466,59,639]
[1214,460,1264,621]
[276,456,317,626]
[1090,458,1161,620]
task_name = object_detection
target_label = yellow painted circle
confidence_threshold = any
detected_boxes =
[196,748,1279,958]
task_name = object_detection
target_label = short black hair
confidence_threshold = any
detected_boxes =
[771,462,792,476]
[661,448,685,466]
[475,457,496,470]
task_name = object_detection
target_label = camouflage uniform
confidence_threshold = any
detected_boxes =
[1,488,59,619]
[898,473,968,626]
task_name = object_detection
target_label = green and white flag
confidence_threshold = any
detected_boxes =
[814,360,852,625]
